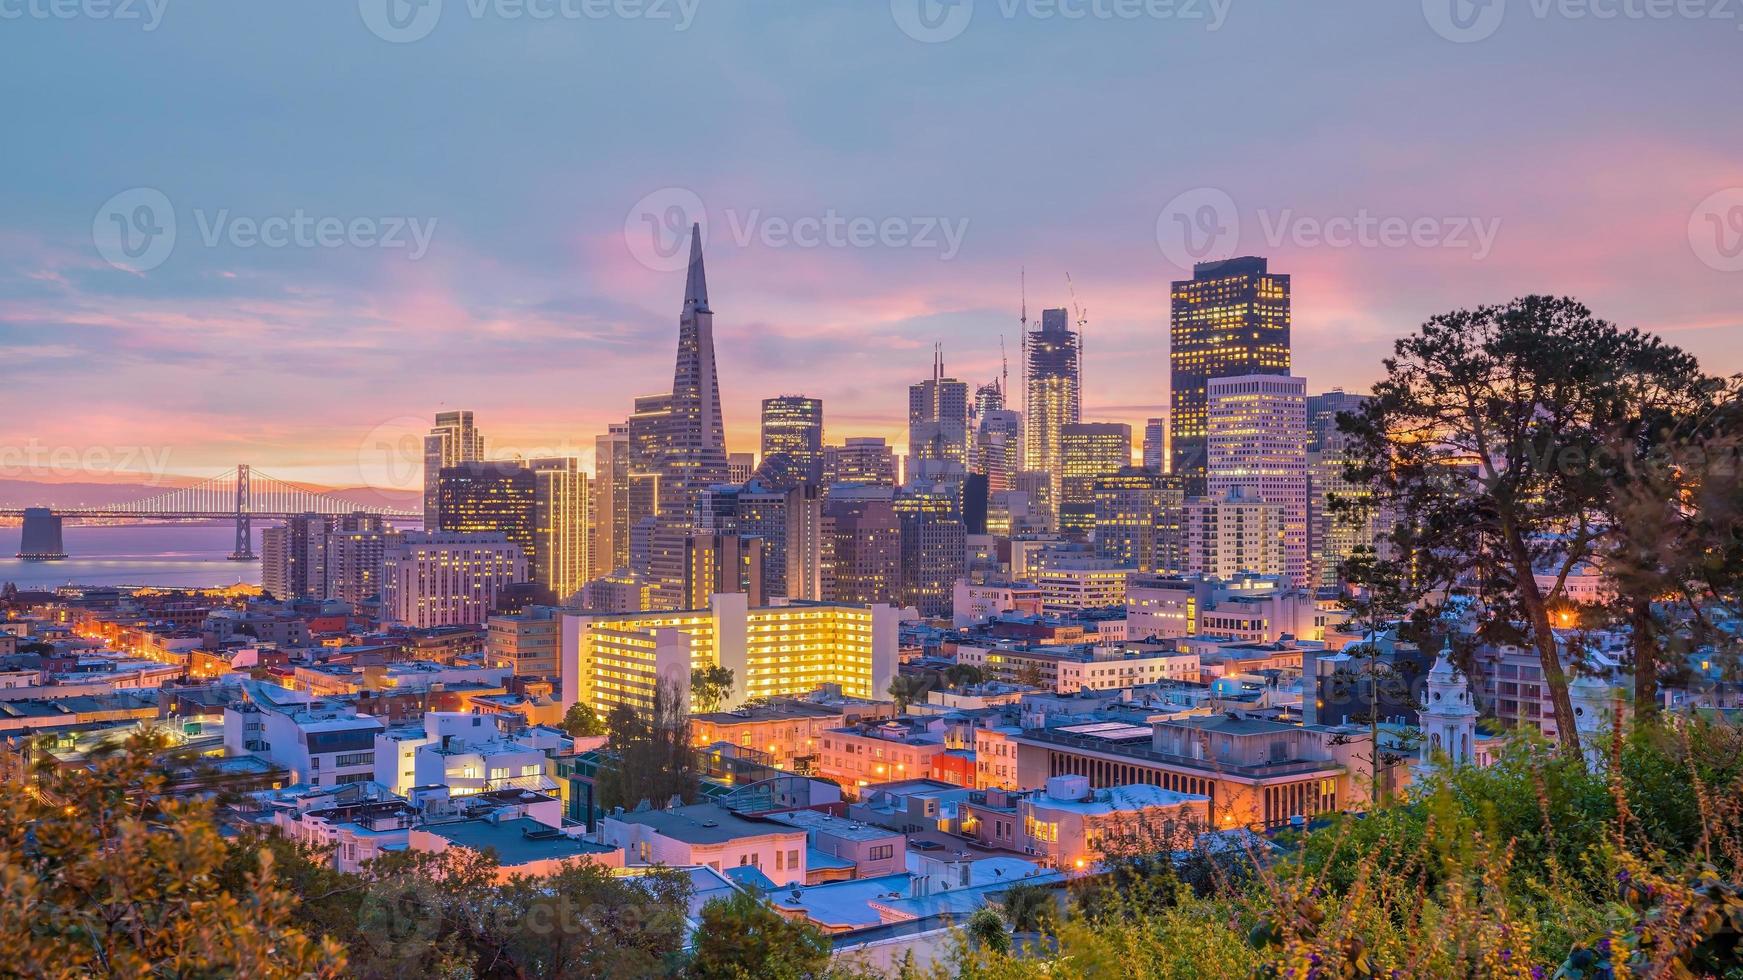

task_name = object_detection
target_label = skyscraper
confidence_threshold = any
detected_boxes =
[437,459,588,601]
[908,347,971,477]
[1170,257,1291,493]
[261,514,327,600]
[1305,389,1368,453]
[1206,374,1309,587]
[1185,487,1285,579]
[593,423,630,576]
[760,395,824,484]
[1093,468,1185,573]
[1058,422,1131,537]
[1023,308,1082,497]
[823,437,898,487]
[629,224,729,527]
[381,531,526,628]
[822,492,902,606]
[895,478,966,618]
[1142,417,1167,473]
[423,410,484,526]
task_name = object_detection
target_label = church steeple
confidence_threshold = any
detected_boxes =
[1420,638,1477,769]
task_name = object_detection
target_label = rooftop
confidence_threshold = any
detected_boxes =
[607,802,803,845]
[422,817,615,866]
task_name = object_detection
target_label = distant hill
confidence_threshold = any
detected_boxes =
[0,479,422,513]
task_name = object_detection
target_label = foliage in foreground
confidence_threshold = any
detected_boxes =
[949,720,1743,980]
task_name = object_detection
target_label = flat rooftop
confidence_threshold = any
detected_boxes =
[423,817,615,865]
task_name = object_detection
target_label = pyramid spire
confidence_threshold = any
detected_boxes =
[683,223,709,312]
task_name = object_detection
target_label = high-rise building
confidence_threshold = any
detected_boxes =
[1142,417,1167,473]
[1185,487,1285,580]
[696,481,824,601]
[821,492,902,606]
[1093,468,1186,573]
[423,411,485,526]
[437,459,588,601]
[894,478,966,618]
[974,377,1023,495]
[1170,258,1291,493]
[1207,374,1309,587]
[908,347,971,477]
[649,530,766,611]
[261,514,327,600]
[523,456,590,600]
[728,452,756,484]
[1058,422,1131,538]
[327,527,391,606]
[628,224,729,528]
[381,531,526,628]
[760,395,824,484]
[823,437,898,487]
[1022,308,1082,497]
[1310,425,1383,589]
[1010,470,1057,533]
[593,423,631,577]
[1306,389,1367,453]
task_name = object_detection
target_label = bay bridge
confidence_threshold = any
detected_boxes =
[2,466,421,561]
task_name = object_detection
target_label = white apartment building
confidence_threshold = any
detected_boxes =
[381,531,527,628]
[1207,374,1309,587]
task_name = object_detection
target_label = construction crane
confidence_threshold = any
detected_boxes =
[1066,272,1087,414]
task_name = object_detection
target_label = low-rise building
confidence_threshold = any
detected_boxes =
[601,801,810,887]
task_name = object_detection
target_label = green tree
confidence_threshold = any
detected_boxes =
[598,677,699,812]
[1342,296,1711,758]
[943,663,983,689]
[561,700,606,737]
[687,888,831,979]
[964,907,1011,954]
[0,730,345,977]
[998,883,1056,936]
[887,674,928,714]
[691,663,736,714]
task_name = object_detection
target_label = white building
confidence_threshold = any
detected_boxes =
[224,682,383,788]
[1185,488,1285,581]
[1206,375,1309,587]
[602,801,810,886]
[381,531,527,628]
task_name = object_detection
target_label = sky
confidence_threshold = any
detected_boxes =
[2,0,1740,493]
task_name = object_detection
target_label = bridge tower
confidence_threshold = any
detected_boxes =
[16,508,67,560]
[228,465,256,561]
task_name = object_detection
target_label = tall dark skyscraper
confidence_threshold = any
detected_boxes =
[629,224,729,526]
[760,395,824,484]
[1169,257,1291,494]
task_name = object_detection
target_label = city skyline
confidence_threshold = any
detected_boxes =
[4,5,1740,487]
